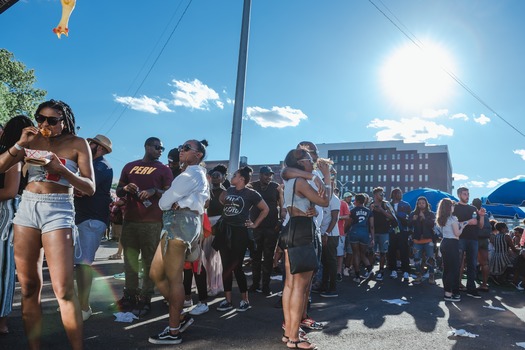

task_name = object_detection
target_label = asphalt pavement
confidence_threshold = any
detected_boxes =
[2,240,525,350]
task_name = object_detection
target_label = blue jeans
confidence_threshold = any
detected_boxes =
[458,238,478,291]
[413,241,435,274]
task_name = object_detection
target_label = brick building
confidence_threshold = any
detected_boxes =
[316,141,453,196]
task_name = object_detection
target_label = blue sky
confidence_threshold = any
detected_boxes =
[2,0,525,201]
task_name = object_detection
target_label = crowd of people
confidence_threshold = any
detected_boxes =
[0,103,524,349]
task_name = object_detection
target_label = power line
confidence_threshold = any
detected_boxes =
[368,0,525,139]
[103,0,193,135]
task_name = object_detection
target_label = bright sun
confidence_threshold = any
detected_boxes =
[380,41,456,111]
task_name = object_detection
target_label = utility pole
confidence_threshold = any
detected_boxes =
[227,0,251,179]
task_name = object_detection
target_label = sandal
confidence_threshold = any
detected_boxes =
[108,254,122,260]
[282,332,308,343]
[287,339,318,350]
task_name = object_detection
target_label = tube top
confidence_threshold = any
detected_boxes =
[26,158,79,188]
[284,178,312,213]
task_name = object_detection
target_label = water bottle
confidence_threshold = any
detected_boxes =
[136,187,152,208]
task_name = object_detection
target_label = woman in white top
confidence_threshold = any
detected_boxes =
[436,198,464,302]
[148,140,210,345]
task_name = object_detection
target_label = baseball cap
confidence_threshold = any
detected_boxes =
[259,166,274,174]
[343,192,353,199]
[167,148,180,163]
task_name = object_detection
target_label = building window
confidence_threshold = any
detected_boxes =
[392,154,395,160]
[357,175,361,182]
[345,175,349,181]
[357,155,361,161]
[410,175,414,181]
[352,175,356,182]
[383,175,387,182]
[425,164,428,170]
[396,175,400,182]
[397,164,400,170]
[410,186,414,191]
[370,175,374,182]
[419,164,422,170]
[358,165,361,171]
[410,164,414,170]
[379,154,382,160]
[391,175,395,182]
[370,164,374,171]
[365,175,369,182]
[425,153,428,159]
[340,175,344,182]
[353,165,356,171]
[378,164,382,170]
[405,154,409,160]
[371,155,374,161]
[425,174,428,181]
[419,154,422,159]
[353,155,357,161]
[397,154,400,160]
[405,186,408,193]
[391,164,395,170]
[405,164,409,170]
[334,156,338,162]
[357,186,361,192]
[366,155,369,161]
[405,175,408,181]
[364,186,368,193]
[419,175,423,182]
[365,165,368,171]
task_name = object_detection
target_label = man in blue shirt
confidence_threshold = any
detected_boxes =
[74,134,113,321]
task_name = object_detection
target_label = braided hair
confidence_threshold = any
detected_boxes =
[35,99,76,135]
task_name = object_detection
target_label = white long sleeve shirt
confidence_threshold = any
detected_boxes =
[159,165,210,214]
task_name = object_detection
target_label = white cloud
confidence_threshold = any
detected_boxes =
[514,149,525,160]
[367,117,453,142]
[469,181,486,188]
[486,180,500,188]
[421,108,448,119]
[170,79,221,110]
[453,173,468,181]
[473,113,490,125]
[245,106,308,128]
[450,113,468,121]
[114,95,172,114]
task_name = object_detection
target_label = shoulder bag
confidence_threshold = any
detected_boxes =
[286,179,319,274]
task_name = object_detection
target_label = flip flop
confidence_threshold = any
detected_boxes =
[108,254,122,260]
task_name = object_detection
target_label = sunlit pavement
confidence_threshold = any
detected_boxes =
[4,241,525,349]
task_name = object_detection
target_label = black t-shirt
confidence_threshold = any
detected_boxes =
[222,187,262,226]
[372,201,391,233]
[453,203,478,240]
[249,181,280,229]
[207,186,226,217]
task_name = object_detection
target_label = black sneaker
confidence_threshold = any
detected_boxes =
[132,295,151,317]
[179,314,194,332]
[466,290,481,299]
[336,273,343,282]
[444,294,461,302]
[217,299,233,312]
[114,290,136,312]
[148,326,182,345]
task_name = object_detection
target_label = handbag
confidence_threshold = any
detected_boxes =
[286,179,318,274]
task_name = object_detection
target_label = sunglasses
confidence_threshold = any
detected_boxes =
[149,145,165,152]
[298,158,313,163]
[178,144,199,152]
[35,114,63,126]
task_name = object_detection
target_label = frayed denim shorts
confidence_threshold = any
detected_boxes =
[161,209,201,253]
[13,191,75,234]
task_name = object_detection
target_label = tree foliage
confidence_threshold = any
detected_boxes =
[0,48,46,125]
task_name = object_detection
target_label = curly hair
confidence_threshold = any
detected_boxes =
[35,99,76,135]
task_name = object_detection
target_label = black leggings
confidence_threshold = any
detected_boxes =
[440,238,460,294]
[183,265,208,302]
[219,225,249,293]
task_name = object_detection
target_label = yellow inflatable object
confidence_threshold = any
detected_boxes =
[52,0,76,38]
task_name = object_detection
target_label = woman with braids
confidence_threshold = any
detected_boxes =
[214,166,269,313]
[0,115,34,335]
[149,139,210,345]
[0,100,94,350]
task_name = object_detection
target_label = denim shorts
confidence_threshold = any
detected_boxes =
[13,191,75,234]
[161,209,201,250]
[348,229,371,246]
[374,233,389,254]
[336,236,345,257]
[74,219,106,265]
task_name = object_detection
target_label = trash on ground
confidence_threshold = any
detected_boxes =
[114,312,139,323]
[516,342,525,348]
[483,305,505,311]
[447,329,479,338]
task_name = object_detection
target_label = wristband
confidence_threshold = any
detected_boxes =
[14,143,24,151]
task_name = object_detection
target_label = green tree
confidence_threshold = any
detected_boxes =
[0,48,46,125]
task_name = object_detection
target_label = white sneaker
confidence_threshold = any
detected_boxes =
[390,271,398,279]
[343,267,350,277]
[403,272,410,280]
[82,307,92,321]
[189,302,209,315]
[183,299,193,308]
[516,282,524,291]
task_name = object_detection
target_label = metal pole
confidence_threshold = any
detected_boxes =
[227,0,251,179]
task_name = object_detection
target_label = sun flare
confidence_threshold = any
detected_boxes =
[380,41,456,111]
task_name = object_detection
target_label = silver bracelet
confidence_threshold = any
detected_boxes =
[14,143,24,151]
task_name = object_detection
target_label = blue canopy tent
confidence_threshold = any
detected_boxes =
[403,188,458,211]
[486,179,525,206]
[483,204,525,219]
